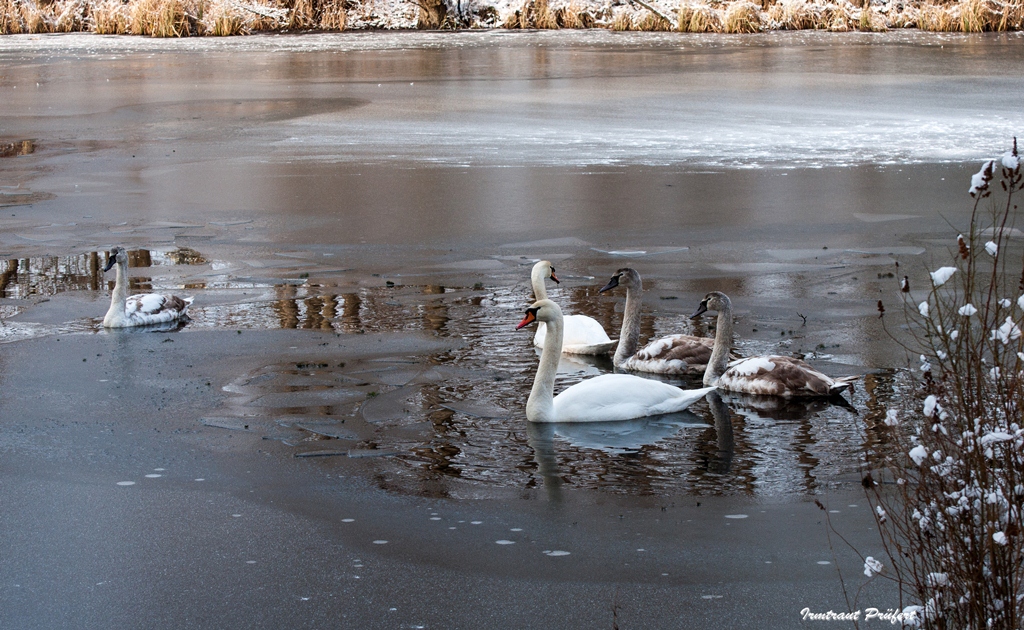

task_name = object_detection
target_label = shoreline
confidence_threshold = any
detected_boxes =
[1,0,1022,36]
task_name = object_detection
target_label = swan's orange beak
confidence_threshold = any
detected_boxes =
[516,310,537,330]
[549,271,560,284]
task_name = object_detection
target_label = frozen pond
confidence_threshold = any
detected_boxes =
[3,30,1023,499]
[6,29,1023,629]
[3,30,1024,168]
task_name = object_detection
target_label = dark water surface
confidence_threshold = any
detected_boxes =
[2,31,1023,499]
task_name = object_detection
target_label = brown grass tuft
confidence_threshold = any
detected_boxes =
[772,0,820,29]
[917,2,958,31]
[996,0,1024,30]
[610,10,633,30]
[676,3,694,30]
[202,0,247,34]
[0,0,25,33]
[91,0,131,33]
[723,0,760,32]
[858,4,888,31]
[887,3,917,28]
[684,3,724,30]
[317,0,346,29]
[504,0,558,28]
[53,0,88,32]
[823,2,854,30]
[0,0,91,33]
[554,2,593,28]
[127,0,193,36]
[635,10,672,29]
[288,0,314,28]
[960,0,994,31]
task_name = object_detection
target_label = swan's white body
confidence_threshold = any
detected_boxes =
[530,261,616,355]
[696,291,856,398]
[599,268,715,374]
[519,299,714,423]
[102,247,193,328]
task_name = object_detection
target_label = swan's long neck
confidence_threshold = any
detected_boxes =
[531,265,548,301]
[104,258,128,324]
[527,311,562,423]
[613,283,643,367]
[704,298,734,386]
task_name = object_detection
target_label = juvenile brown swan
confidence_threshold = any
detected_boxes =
[599,267,716,374]
[693,291,856,398]
[102,247,193,328]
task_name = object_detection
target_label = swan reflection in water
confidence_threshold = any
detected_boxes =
[100,318,190,333]
[525,422,563,502]
[524,391,736,500]
[706,390,735,475]
[720,391,857,421]
[550,410,708,454]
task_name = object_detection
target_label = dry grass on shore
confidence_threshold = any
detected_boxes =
[0,0,346,35]
[0,0,1022,35]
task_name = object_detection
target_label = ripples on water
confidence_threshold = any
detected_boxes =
[0,248,904,498]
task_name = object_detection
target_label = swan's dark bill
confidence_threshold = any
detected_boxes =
[598,271,621,293]
[102,251,117,273]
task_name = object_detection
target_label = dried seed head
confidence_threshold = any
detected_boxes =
[958,234,970,259]
[969,160,995,198]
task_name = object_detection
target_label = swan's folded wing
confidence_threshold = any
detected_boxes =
[125,293,190,323]
[553,374,712,422]
[562,340,618,356]
[561,314,613,346]
[623,334,714,373]
[636,335,713,361]
[720,355,837,397]
[128,293,170,315]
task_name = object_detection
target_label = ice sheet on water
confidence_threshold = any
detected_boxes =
[853,213,921,223]
[844,246,925,256]
[499,237,592,249]
[590,247,689,257]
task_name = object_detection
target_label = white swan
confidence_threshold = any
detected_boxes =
[693,291,857,398]
[598,267,716,374]
[102,247,193,328]
[530,260,616,355]
[516,299,715,423]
